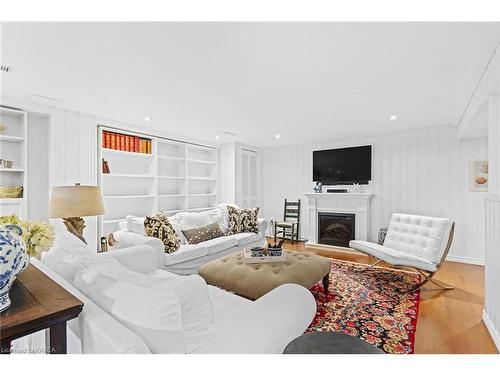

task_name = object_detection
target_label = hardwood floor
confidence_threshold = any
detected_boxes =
[274,238,498,354]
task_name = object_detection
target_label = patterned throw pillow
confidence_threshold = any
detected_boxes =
[227,206,260,235]
[144,213,181,254]
[181,223,224,245]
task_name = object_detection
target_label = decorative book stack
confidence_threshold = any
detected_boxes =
[102,130,152,154]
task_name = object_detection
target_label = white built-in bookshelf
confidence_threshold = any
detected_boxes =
[0,107,28,218]
[97,126,218,238]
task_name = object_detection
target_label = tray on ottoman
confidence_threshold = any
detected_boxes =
[243,248,287,264]
[198,250,331,300]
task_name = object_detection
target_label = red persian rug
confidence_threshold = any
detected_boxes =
[306,259,421,354]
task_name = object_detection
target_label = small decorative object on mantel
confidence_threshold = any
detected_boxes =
[0,224,28,312]
[469,160,488,192]
[0,123,6,134]
[351,183,360,193]
[313,181,323,193]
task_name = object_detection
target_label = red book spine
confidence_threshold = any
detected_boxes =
[104,132,109,148]
[120,134,125,151]
[102,131,107,148]
[110,132,115,150]
[126,135,130,152]
[135,136,139,152]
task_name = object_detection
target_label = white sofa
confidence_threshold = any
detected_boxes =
[113,204,268,275]
[11,231,315,354]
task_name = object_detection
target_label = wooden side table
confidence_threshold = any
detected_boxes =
[0,264,83,354]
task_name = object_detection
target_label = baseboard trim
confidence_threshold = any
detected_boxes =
[446,255,485,266]
[483,310,500,352]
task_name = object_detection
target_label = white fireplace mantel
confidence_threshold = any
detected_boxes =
[304,192,374,246]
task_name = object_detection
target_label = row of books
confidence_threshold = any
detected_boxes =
[102,131,152,154]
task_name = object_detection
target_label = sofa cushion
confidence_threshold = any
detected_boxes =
[182,223,224,245]
[74,257,214,353]
[164,244,208,266]
[349,240,437,272]
[40,231,94,282]
[229,232,263,246]
[202,236,238,255]
[227,206,259,235]
[144,213,181,254]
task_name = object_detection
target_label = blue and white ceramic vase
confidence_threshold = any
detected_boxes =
[0,224,29,312]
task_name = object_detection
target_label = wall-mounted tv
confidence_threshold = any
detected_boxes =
[313,145,372,185]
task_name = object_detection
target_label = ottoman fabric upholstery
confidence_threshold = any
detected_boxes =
[198,250,331,300]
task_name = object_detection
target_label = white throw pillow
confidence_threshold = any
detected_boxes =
[217,203,239,233]
[126,215,147,235]
[74,256,214,353]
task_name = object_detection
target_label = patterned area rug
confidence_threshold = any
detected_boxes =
[306,259,421,354]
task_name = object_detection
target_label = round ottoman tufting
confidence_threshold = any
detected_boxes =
[198,250,331,300]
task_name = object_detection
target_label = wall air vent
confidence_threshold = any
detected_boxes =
[0,65,13,73]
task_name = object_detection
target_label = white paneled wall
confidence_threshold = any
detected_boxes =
[49,108,98,250]
[261,125,488,263]
[27,113,50,220]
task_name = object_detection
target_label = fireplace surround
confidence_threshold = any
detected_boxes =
[304,192,374,247]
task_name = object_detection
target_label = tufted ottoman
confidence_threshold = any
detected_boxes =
[198,250,331,300]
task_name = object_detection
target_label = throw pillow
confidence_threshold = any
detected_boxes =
[181,223,224,245]
[144,213,181,254]
[227,206,260,235]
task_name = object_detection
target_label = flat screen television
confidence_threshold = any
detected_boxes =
[313,145,372,185]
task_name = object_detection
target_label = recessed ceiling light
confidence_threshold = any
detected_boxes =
[390,115,398,121]
[144,117,151,122]
[215,135,220,140]
[275,134,281,139]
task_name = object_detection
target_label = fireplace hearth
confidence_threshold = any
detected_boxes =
[318,212,355,247]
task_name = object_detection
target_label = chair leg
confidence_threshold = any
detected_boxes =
[274,222,277,244]
[404,270,454,294]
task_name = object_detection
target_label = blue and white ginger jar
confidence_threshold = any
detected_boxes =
[0,224,29,312]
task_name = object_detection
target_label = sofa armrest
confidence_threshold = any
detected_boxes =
[194,284,316,354]
[257,218,268,237]
[112,231,165,267]
[100,245,158,274]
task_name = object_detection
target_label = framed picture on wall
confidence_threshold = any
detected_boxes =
[469,160,488,192]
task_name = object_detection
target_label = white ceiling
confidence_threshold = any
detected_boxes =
[0,22,496,147]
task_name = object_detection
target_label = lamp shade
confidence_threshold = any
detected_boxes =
[49,185,105,218]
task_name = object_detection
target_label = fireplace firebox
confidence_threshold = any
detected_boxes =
[318,212,355,247]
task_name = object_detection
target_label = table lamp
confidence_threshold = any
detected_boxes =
[48,183,105,244]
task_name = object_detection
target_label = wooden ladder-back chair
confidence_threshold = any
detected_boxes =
[274,199,301,244]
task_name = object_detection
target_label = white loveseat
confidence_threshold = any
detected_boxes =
[11,231,316,354]
[113,204,268,275]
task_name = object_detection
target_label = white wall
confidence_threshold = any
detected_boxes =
[261,125,488,264]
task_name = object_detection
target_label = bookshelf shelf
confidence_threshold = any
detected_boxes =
[102,173,154,179]
[0,135,24,143]
[104,194,155,199]
[0,168,24,173]
[102,148,154,158]
[98,125,218,241]
[0,107,27,218]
